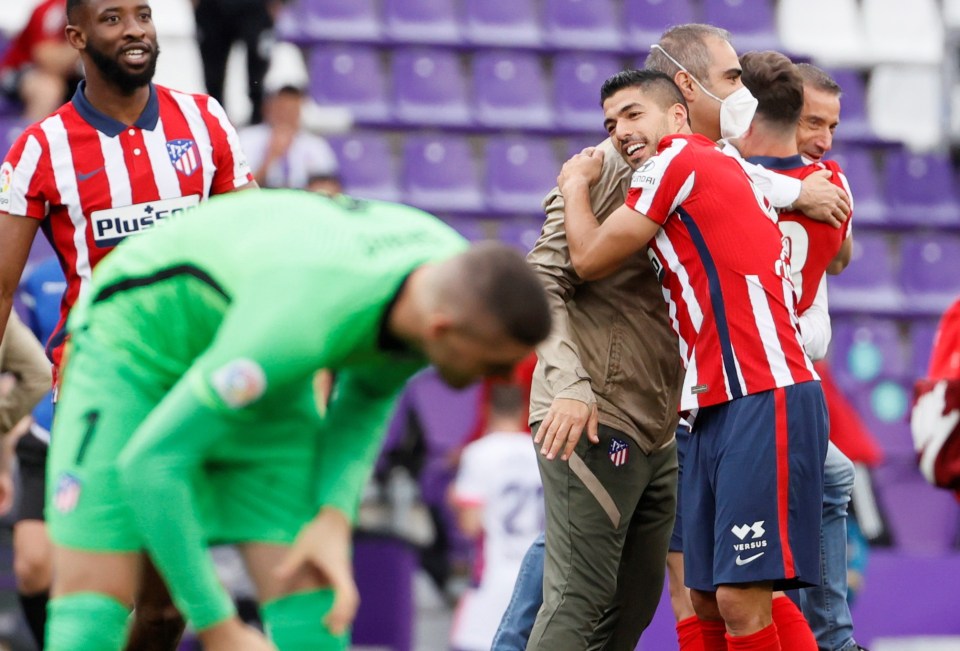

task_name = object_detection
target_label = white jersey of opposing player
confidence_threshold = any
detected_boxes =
[450,431,544,651]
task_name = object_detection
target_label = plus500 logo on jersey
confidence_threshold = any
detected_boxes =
[91,195,200,248]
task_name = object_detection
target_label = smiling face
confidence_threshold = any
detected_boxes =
[797,84,841,162]
[602,86,686,170]
[68,0,159,94]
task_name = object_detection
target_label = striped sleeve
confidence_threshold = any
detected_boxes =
[624,138,694,226]
[201,95,254,194]
[0,128,51,219]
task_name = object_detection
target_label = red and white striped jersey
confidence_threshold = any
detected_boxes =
[0,82,253,368]
[745,154,853,314]
[625,134,818,411]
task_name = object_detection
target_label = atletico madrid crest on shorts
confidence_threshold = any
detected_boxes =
[609,438,629,467]
[167,139,199,176]
[54,472,82,514]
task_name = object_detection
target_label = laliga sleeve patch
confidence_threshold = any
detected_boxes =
[210,358,267,408]
[0,162,13,210]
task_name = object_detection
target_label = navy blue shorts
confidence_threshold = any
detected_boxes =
[683,381,828,592]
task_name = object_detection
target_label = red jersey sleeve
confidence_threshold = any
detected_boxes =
[199,95,254,195]
[929,299,960,380]
[624,137,695,226]
[0,127,54,220]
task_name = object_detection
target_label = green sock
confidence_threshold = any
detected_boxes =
[46,592,130,651]
[261,589,349,651]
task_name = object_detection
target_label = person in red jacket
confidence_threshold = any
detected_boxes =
[0,0,81,120]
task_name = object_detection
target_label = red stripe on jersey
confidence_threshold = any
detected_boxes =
[2,84,252,370]
[629,134,816,410]
[773,159,851,314]
[774,387,797,578]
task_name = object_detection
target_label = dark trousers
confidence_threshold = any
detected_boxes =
[194,0,275,124]
[527,423,678,651]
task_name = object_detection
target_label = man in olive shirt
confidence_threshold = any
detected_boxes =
[523,137,684,650]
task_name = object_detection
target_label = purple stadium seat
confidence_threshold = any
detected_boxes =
[553,52,623,133]
[0,117,27,157]
[401,135,484,213]
[872,457,960,554]
[307,46,391,124]
[624,0,697,52]
[441,216,493,242]
[852,378,914,455]
[462,0,541,48]
[565,135,607,159]
[898,233,960,315]
[826,145,887,225]
[383,0,461,45]
[881,150,960,227]
[827,68,875,143]
[352,535,416,651]
[542,0,623,52]
[827,232,900,313]
[328,133,401,203]
[909,318,940,379]
[702,0,780,50]
[391,48,472,127]
[473,51,554,129]
[829,317,909,389]
[486,137,559,215]
[275,0,380,43]
[499,217,546,255]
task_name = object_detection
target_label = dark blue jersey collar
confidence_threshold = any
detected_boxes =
[71,81,160,137]
[745,153,806,171]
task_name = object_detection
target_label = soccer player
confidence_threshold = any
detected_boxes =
[0,0,255,646]
[560,70,828,651]
[45,190,552,651]
[451,384,545,651]
[723,51,859,651]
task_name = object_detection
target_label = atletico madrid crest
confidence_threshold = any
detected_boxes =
[608,438,629,467]
[167,139,199,176]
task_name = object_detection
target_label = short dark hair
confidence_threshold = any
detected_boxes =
[796,63,843,98]
[739,51,804,127]
[599,69,687,113]
[461,242,551,347]
[646,23,733,81]
[66,0,88,23]
[488,383,525,418]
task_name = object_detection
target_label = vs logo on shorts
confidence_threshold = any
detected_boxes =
[167,139,199,176]
[609,438,629,467]
[54,472,83,514]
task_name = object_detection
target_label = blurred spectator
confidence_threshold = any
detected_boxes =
[193,0,286,124]
[0,311,49,437]
[239,84,340,189]
[911,298,960,499]
[449,384,543,651]
[0,0,80,121]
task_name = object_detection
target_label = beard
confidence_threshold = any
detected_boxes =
[85,40,160,95]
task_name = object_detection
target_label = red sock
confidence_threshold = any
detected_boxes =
[699,618,729,651]
[726,622,781,651]
[678,615,705,651]
[771,595,818,651]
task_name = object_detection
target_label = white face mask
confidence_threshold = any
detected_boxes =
[650,44,759,140]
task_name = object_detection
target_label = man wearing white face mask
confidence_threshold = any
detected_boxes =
[646,24,850,228]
